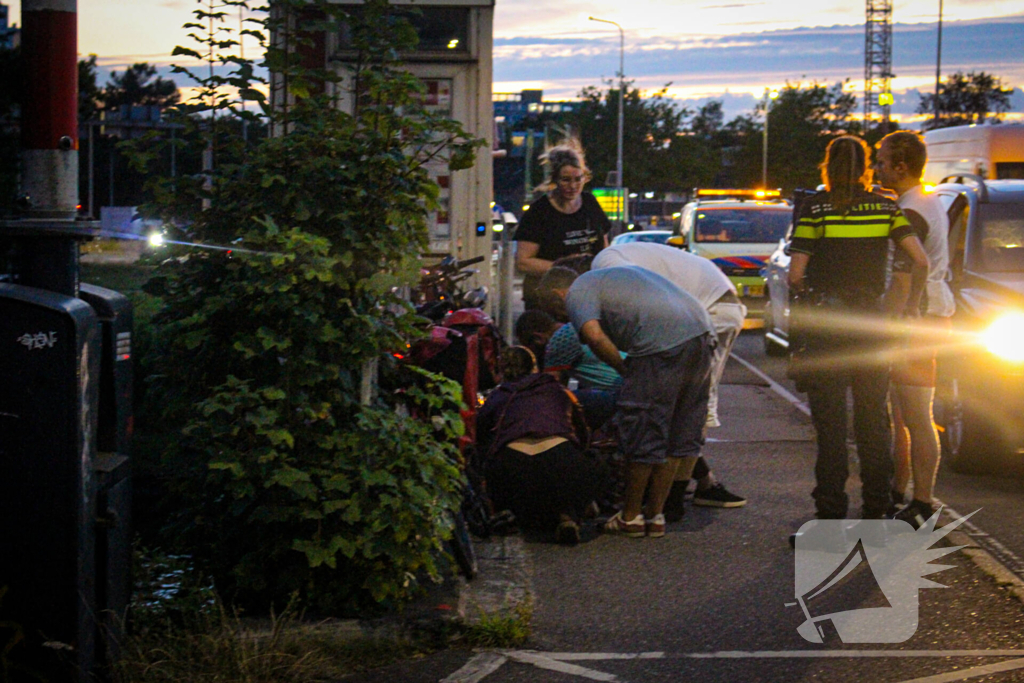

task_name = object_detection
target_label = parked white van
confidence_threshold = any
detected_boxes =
[922,123,1024,185]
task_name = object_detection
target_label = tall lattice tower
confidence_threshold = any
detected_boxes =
[864,0,894,128]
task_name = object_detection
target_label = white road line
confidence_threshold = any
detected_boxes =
[544,653,665,661]
[440,651,508,683]
[730,352,810,416]
[893,656,1024,683]
[681,650,1024,658]
[504,650,622,681]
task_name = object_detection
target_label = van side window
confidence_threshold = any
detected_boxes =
[996,162,1024,180]
[945,193,969,282]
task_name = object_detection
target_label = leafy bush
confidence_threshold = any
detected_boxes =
[132,0,483,613]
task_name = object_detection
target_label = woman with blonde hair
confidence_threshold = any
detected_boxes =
[787,135,929,530]
[514,140,610,310]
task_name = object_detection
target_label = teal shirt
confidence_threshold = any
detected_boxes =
[543,323,623,391]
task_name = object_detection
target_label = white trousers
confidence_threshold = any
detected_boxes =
[705,301,747,428]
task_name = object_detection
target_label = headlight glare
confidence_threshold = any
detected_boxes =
[983,313,1024,362]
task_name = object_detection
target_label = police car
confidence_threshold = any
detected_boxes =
[670,189,792,318]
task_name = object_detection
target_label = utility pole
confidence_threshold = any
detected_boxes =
[589,16,624,232]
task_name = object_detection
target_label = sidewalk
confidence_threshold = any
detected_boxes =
[343,360,1024,682]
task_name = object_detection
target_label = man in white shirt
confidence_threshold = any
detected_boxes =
[875,130,955,529]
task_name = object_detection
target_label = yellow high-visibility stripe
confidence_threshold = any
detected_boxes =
[822,223,891,238]
[793,222,823,239]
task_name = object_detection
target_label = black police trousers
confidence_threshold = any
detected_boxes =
[806,363,894,519]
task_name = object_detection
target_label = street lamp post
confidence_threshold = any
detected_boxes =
[762,88,779,189]
[589,16,624,231]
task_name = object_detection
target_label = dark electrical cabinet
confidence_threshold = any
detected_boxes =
[80,283,134,666]
[0,282,134,680]
[0,283,101,678]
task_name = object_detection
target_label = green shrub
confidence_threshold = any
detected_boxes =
[130,0,483,614]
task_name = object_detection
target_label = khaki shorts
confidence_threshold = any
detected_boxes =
[615,334,714,465]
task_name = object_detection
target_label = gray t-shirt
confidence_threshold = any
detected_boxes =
[566,266,713,357]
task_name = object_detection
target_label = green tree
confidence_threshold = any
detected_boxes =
[918,71,1014,129]
[725,81,858,192]
[131,0,482,613]
[78,54,102,121]
[570,81,693,192]
[101,62,181,110]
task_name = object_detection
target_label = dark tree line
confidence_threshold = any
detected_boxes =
[506,70,1014,199]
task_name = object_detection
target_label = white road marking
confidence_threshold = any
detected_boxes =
[503,650,622,681]
[681,650,1024,658]
[440,651,508,683]
[730,352,810,416]
[543,652,665,661]
[893,656,1024,683]
[449,650,1024,681]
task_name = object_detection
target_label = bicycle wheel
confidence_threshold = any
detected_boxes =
[448,510,478,581]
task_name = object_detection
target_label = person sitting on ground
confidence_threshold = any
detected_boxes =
[516,307,620,432]
[476,346,605,546]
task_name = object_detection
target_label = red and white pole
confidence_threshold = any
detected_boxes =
[16,0,81,296]
[21,0,79,219]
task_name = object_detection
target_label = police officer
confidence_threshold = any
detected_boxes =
[788,136,929,524]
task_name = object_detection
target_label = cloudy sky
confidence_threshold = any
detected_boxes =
[8,0,1023,125]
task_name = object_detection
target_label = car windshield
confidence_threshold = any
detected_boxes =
[633,232,669,243]
[694,208,791,243]
[978,203,1024,273]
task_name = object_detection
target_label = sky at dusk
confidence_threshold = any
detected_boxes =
[6,0,1023,125]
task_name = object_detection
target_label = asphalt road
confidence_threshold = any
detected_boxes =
[344,330,1024,683]
[729,331,1024,587]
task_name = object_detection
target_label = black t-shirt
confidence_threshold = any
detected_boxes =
[514,192,610,298]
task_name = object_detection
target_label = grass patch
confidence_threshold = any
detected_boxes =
[461,600,532,649]
[115,600,436,683]
[80,262,157,297]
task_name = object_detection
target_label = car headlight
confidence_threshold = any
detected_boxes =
[983,313,1024,362]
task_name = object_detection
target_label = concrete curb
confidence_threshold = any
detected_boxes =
[457,535,533,624]
[947,520,1024,605]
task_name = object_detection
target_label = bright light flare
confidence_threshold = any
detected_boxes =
[983,313,1024,362]
[148,232,165,247]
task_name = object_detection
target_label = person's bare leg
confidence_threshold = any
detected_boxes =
[647,457,693,517]
[892,391,911,500]
[622,462,653,521]
[897,385,940,504]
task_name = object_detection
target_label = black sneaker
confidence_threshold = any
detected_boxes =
[556,518,581,545]
[693,483,747,508]
[892,499,936,530]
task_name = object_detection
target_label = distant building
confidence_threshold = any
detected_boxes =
[0,2,19,50]
[493,90,580,215]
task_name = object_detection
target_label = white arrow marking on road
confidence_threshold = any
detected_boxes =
[893,656,1024,683]
[440,651,507,683]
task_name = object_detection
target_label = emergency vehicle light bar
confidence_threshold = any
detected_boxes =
[695,188,782,199]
